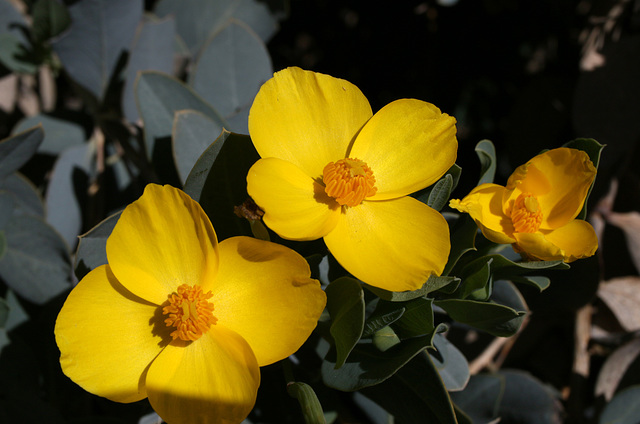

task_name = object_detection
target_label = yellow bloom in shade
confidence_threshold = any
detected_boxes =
[246,67,458,292]
[54,184,326,424]
[449,147,598,262]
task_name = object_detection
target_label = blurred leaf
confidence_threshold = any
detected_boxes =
[189,19,272,134]
[183,130,259,241]
[122,14,176,123]
[364,275,460,301]
[0,213,71,304]
[0,231,5,261]
[450,374,504,422]
[599,385,640,424]
[436,281,527,337]
[475,139,496,185]
[52,0,143,100]
[496,370,562,423]
[172,109,224,184]
[0,126,44,180]
[12,114,86,155]
[3,290,28,331]
[563,138,604,220]
[0,33,38,74]
[135,71,227,160]
[287,382,327,424]
[74,211,121,280]
[598,277,640,332]
[430,334,470,392]
[427,174,453,212]
[325,277,364,369]
[31,0,71,43]
[322,329,442,391]
[0,173,44,217]
[595,337,640,401]
[154,0,278,55]
[443,214,478,276]
[45,142,94,249]
[0,192,13,228]
[0,0,29,44]
[0,296,7,328]
[360,350,458,424]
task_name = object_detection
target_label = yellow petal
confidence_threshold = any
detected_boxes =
[324,197,450,292]
[212,236,326,366]
[54,265,163,403]
[349,99,457,199]
[505,148,596,229]
[247,157,341,240]
[248,67,373,179]
[107,184,219,305]
[514,219,598,262]
[146,327,260,424]
[449,184,516,244]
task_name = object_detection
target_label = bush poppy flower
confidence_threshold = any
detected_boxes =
[449,147,598,262]
[246,67,458,292]
[54,184,326,424]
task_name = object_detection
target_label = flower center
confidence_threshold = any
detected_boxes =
[322,158,378,207]
[163,284,217,341]
[511,192,543,233]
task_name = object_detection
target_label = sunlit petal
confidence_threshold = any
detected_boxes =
[212,236,326,366]
[350,99,457,199]
[324,197,450,292]
[247,157,341,240]
[107,184,219,304]
[449,184,516,243]
[146,327,259,424]
[54,265,164,403]
[505,148,596,229]
[248,67,373,179]
[539,219,598,262]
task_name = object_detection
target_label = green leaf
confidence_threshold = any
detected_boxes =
[0,296,8,328]
[412,163,461,205]
[372,325,401,352]
[0,214,71,304]
[392,297,435,339]
[74,211,121,280]
[443,214,478,276]
[362,301,405,338]
[563,138,605,220]
[427,174,453,211]
[31,0,71,43]
[325,277,364,369]
[322,332,436,391]
[287,382,327,424]
[450,374,504,422]
[52,0,143,100]
[436,281,527,337]
[430,334,470,392]
[511,275,551,292]
[172,109,224,183]
[599,385,640,424]
[457,256,493,300]
[135,71,227,161]
[0,173,44,217]
[0,126,44,180]
[0,192,14,229]
[12,114,86,155]
[44,143,95,248]
[183,130,260,241]
[0,33,38,74]
[189,19,272,133]
[155,0,278,55]
[475,139,497,185]
[360,350,458,424]
[471,253,569,279]
[496,370,562,422]
[0,0,29,44]
[364,274,460,301]
[122,14,176,123]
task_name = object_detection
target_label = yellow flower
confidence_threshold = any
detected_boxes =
[54,184,326,424]
[449,147,598,262]
[247,67,458,292]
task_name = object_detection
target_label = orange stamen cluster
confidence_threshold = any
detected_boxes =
[511,192,543,233]
[323,158,377,207]
[163,284,217,341]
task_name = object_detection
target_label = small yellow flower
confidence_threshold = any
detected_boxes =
[55,184,326,424]
[450,147,598,262]
[246,67,458,292]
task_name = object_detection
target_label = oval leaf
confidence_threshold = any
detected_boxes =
[0,126,44,180]
[326,277,365,369]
